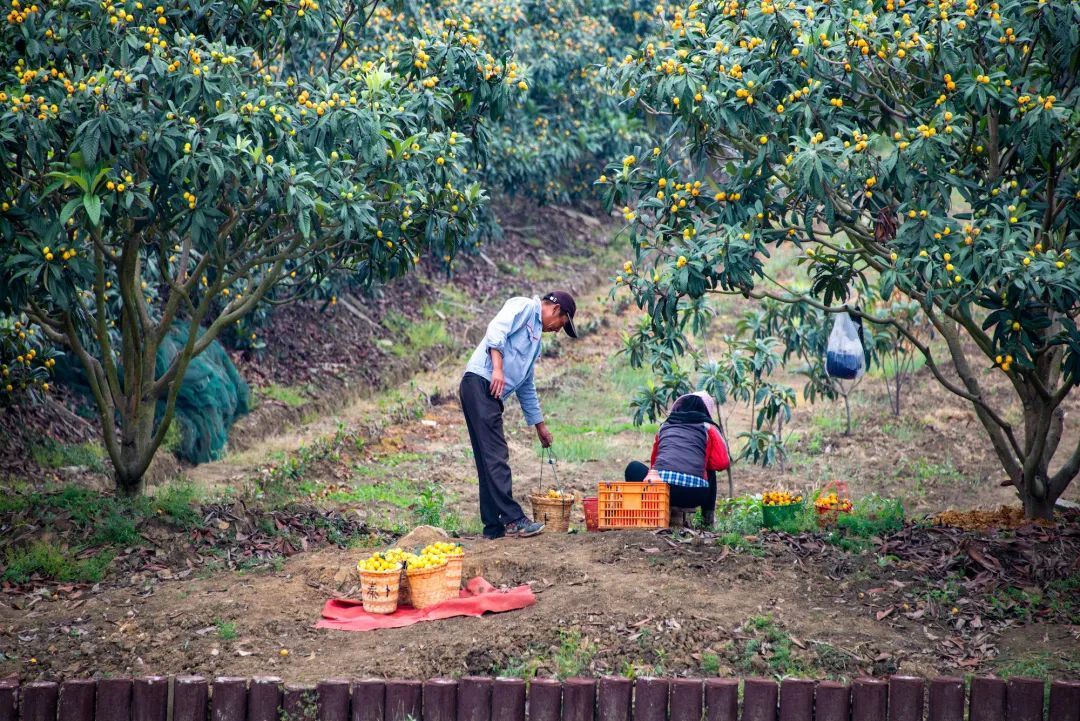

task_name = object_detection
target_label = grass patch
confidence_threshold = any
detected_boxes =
[772,505,819,534]
[383,311,451,358]
[995,654,1054,680]
[31,439,106,471]
[543,359,654,426]
[93,510,142,547]
[380,451,428,468]
[866,351,928,379]
[553,629,597,677]
[716,532,767,557]
[987,573,1079,623]
[497,629,597,680]
[834,495,905,536]
[701,652,722,676]
[816,495,905,553]
[0,492,30,514]
[879,418,921,443]
[902,456,976,495]
[257,383,309,408]
[46,485,115,526]
[533,359,657,463]
[430,286,473,320]
[150,482,203,528]
[810,411,850,435]
[2,540,115,584]
[330,477,418,508]
[548,420,659,436]
[375,388,428,423]
[810,641,862,678]
[215,620,238,640]
[995,652,1080,680]
[414,484,461,531]
[714,496,764,535]
[0,483,202,584]
[161,419,184,454]
[737,615,817,678]
[403,320,452,353]
[534,431,618,463]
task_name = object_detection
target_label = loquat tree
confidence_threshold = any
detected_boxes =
[602,0,1079,518]
[0,0,519,495]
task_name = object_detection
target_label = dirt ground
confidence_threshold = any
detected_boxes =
[3,277,1079,684]
[0,531,938,682]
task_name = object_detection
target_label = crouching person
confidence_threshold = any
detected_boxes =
[624,393,729,527]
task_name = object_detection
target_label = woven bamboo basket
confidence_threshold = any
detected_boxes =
[406,562,449,609]
[529,493,575,533]
[357,567,401,614]
[443,554,464,600]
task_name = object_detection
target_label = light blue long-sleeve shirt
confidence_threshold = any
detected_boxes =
[464,296,544,426]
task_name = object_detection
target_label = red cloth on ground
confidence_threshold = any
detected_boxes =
[316,577,535,632]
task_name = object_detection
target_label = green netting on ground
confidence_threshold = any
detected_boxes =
[157,322,250,464]
[54,322,249,465]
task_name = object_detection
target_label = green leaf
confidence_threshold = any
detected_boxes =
[83,194,102,226]
[60,198,82,225]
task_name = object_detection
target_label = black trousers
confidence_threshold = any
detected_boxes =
[459,373,525,538]
[624,461,717,511]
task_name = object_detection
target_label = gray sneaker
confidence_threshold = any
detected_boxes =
[505,516,545,538]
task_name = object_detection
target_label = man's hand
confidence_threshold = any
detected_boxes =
[535,422,553,448]
[489,368,505,398]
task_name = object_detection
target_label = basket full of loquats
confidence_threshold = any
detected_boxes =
[529,488,575,533]
[421,541,465,600]
[356,550,408,614]
[404,545,456,609]
[814,481,853,527]
[761,490,804,528]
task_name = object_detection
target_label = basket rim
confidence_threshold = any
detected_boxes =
[405,562,448,578]
[357,565,404,576]
[529,493,576,506]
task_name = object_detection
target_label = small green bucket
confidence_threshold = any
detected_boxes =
[762,502,803,529]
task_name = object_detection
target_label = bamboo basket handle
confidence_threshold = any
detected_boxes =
[821,479,849,498]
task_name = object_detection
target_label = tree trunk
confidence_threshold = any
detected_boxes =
[1020,478,1057,520]
[114,399,156,497]
[777,415,786,473]
[893,348,904,416]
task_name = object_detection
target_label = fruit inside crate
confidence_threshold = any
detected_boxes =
[597,482,670,529]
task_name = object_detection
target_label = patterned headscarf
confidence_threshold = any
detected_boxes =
[693,391,718,422]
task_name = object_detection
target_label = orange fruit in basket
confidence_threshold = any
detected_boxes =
[763,490,802,506]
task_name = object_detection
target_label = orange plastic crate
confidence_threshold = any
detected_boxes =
[597,482,670,529]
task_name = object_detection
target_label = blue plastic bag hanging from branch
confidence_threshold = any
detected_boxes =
[826,311,866,381]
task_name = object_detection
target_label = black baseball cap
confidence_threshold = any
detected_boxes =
[544,290,578,338]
